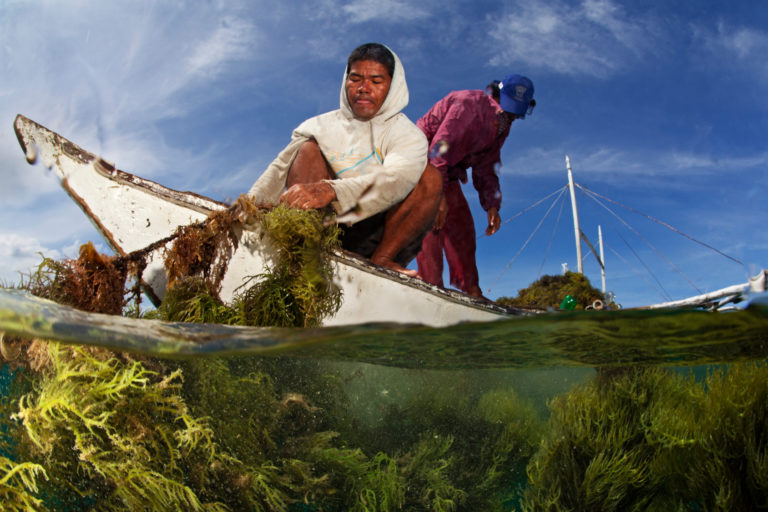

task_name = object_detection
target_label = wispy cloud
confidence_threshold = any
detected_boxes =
[342,0,430,23]
[692,22,768,81]
[488,0,662,77]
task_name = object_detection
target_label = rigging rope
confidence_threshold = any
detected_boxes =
[486,186,568,294]
[605,241,671,302]
[610,229,672,301]
[577,185,744,268]
[576,185,703,295]
[538,194,567,278]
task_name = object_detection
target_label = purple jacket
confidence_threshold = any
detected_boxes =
[417,90,511,211]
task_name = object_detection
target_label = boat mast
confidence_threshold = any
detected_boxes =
[599,225,606,293]
[566,155,583,273]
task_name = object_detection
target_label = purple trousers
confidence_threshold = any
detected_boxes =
[416,180,479,293]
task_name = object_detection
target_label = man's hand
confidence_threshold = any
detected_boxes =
[486,207,501,236]
[433,196,448,231]
[280,182,336,210]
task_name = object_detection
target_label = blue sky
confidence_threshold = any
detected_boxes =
[1,0,766,308]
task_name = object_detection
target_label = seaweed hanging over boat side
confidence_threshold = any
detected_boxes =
[163,207,241,295]
[231,204,342,328]
[22,241,138,316]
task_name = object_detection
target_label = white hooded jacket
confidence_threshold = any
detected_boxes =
[247,48,428,224]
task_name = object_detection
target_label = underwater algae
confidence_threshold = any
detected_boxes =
[522,363,768,511]
[0,203,546,510]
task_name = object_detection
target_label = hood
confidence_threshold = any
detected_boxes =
[339,45,409,123]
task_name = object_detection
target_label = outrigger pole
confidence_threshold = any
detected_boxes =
[566,155,583,273]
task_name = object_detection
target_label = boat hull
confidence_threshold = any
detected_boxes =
[14,114,530,326]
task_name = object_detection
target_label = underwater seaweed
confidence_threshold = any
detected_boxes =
[522,363,768,511]
[7,342,241,510]
[0,456,47,511]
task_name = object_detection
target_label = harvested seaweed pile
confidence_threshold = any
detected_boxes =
[496,271,610,310]
[155,202,342,327]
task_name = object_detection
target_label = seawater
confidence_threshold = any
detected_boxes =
[1,288,767,510]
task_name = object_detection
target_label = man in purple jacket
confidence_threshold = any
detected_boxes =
[415,74,535,297]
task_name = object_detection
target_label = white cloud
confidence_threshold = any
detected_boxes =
[692,22,768,81]
[342,0,430,23]
[0,233,61,285]
[488,0,662,77]
[186,16,256,79]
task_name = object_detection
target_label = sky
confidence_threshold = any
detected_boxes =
[1,0,767,308]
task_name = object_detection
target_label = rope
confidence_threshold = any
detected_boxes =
[486,186,568,294]
[477,185,569,240]
[577,185,703,295]
[577,184,744,268]
[537,194,567,278]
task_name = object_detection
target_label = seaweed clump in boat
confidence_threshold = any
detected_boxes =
[234,203,342,327]
[163,200,244,295]
[496,271,609,310]
[23,241,140,316]
[159,198,342,327]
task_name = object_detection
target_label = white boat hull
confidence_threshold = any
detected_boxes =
[14,115,530,327]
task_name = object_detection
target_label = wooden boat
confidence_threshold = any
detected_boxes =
[13,114,535,327]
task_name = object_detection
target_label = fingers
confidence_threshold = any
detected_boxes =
[279,183,336,210]
[280,184,313,209]
[486,208,501,236]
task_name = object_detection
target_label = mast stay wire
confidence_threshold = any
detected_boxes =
[486,185,569,294]
[480,185,569,238]
[605,240,671,302]
[609,227,672,301]
[577,185,744,268]
[576,185,703,295]
[538,193,568,279]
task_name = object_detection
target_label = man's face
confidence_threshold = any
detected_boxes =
[346,60,392,121]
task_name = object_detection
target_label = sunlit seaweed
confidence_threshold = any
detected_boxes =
[21,242,138,316]
[164,208,241,295]
[239,204,342,327]
[497,271,608,310]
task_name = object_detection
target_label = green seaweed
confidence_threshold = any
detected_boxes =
[497,271,608,310]
[241,205,342,328]
[522,363,768,511]
[0,456,48,511]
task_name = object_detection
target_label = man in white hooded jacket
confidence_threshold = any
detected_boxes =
[247,43,442,275]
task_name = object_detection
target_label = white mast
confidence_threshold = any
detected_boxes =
[599,225,606,293]
[566,155,583,273]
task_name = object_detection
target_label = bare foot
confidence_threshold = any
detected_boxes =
[371,256,420,278]
[467,286,490,301]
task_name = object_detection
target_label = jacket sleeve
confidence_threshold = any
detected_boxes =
[468,144,502,211]
[329,115,428,223]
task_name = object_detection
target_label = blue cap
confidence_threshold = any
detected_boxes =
[499,74,535,118]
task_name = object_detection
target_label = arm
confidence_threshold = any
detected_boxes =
[469,141,503,236]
